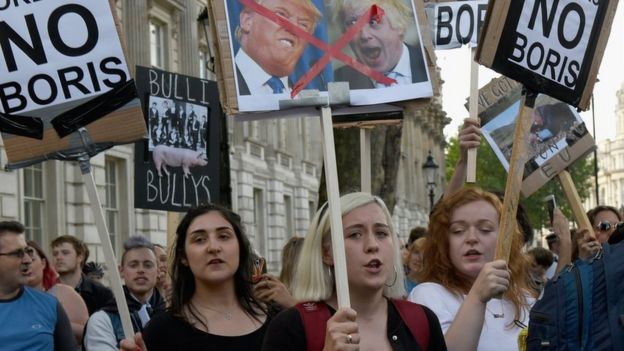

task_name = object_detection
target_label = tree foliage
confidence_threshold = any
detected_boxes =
[446,137,595,231]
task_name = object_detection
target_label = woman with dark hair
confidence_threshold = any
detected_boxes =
[408,187,532,351]
[23,240,89,344]
[121,204,270,351]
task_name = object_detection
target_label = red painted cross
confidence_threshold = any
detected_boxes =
[238,0,396,99]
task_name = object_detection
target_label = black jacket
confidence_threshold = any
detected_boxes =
[76,274,114,316]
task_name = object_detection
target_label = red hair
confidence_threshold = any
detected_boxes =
[417,187,530,322]
[28,241,59,290]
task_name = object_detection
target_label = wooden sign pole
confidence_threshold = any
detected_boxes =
[466,47,480,183]
[320,106,350,308]
[78,155,134,339]
[495,89,537,261]
[558,170,595,237]
[360,128,372,193]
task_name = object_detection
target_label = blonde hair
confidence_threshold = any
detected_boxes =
[279,236,305,290]
[331,0,413,34]
[292,192,406,301]
[404,237,425,267]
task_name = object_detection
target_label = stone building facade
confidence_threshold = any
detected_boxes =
[0,0,446,273]
[589,82,624,212]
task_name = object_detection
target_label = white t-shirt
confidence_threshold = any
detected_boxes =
[408,282,533,351]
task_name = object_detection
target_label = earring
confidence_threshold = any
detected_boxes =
[384,265,398,287]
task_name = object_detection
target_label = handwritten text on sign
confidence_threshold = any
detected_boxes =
[510,0,598,89]
[0,0,129,114]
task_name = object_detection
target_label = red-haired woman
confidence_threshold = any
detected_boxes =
[408,188,532,351]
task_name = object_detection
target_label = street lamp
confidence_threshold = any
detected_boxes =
[422,151,439,211]
[197,7,215,75]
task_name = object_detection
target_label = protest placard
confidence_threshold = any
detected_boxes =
[134,66,221,212]
[0,0,145,166]
[426,0,488,49]
[476,0,619,110]
[208,0,437,115]
[476,77,595,197]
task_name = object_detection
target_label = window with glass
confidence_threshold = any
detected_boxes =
[253,188,266,256]
[23,164,45,243]
[150,21,166,68]
[104,159,119,251]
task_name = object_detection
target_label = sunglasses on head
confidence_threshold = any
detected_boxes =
[596,221,624,232]
[0,247,35,259]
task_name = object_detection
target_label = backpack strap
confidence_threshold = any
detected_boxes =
[295,302,332,351]
[105,311,126,348]
[391,299,429,351]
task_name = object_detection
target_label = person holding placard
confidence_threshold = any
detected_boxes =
[409,187,532,351]
[332,0,428,89]
[262,192,446,350]
[234,0,322,95]
[122,204,273,351]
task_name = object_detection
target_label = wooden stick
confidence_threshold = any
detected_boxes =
[360,128,371,193]
[558,170,595,237]
[466,47,480,183]
[79,157,134,340]
[320,106,350,308]
[495,90,537,261]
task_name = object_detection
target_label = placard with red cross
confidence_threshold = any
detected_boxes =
[217,0,434,113]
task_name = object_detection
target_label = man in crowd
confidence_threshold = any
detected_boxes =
[527,246,554,295]
[51,235,114,315]
[587,205,622,244]
[84,236,165,349]
[332,0,428,89]
[234,0,322,95]
[0,221,76,350]
[544,233,560,280]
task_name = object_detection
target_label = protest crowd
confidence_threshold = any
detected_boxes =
[1,0,623,350]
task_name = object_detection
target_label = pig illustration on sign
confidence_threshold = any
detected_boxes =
[152,145,207,178]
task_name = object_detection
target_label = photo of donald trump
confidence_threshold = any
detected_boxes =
[331,0,428,89]
[234,0,322,95]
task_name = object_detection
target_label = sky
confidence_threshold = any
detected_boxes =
[439,4,624,143]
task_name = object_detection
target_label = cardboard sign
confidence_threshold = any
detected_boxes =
[208,0,438,115]
[475,0,619,110]
[426,0,488,49]
[477,77,595,196]
[134,67,221,212]
[0,0,145,166]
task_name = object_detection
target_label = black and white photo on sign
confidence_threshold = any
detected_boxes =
[481,95,583,170]
[147,96,209,153]
[425,0,488,49]
[223,0,432,112]
[509,0,598,89]
[147,96,209,179]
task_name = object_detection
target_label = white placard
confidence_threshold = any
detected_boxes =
[426,0,488,50]
[0,0,129,114]
[508,0,598,89]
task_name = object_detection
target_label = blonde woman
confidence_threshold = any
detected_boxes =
[262,192,446,350]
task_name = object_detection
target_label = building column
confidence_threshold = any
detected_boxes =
[122,0,150,77]
[177,0,200,76]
